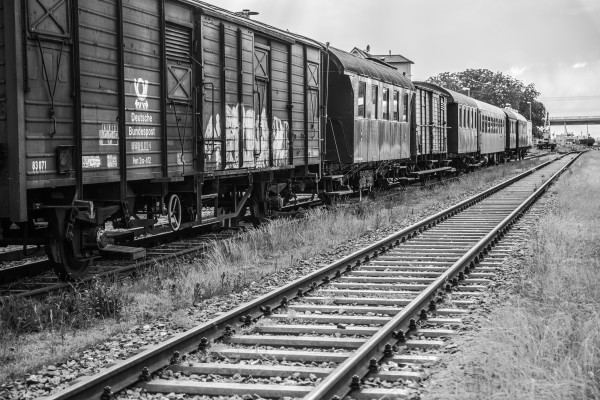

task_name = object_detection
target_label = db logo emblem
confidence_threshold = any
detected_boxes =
[134,78,149,109]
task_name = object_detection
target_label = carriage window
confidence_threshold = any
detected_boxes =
[402,92,409,122]
[358,81,366,118]
[382,88,389,120]
[459,106,463,128]
[393,90,399,121]
[371,85,378,119]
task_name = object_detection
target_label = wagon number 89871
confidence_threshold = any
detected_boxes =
[32,160,47,172]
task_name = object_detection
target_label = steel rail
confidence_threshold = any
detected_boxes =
[306,152,581,399]
[41,154,571,400]
[1,156,553,296]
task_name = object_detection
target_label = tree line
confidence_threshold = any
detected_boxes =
[426,69,546,138]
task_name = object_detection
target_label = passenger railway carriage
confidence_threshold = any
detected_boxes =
[0,0,533,280]
[324,47,414,191]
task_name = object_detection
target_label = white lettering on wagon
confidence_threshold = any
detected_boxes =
[31,160,47,172]
[130,141,152,152]
[128,126,156,137]
[132,156,152,165]
[133,78,149,109]
[99,123,118,146]
[107,154,118,168]
[82,156,102,169]
[131,112,153,123]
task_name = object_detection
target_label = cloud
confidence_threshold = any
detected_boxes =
[509,66,527,76]
[573,62,587,69]
[567,0,600,15]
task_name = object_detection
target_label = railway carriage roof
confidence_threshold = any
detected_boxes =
[190,0,323,47]
[413,82,477,107]
[471,98,505,116]
[503,108,528,122]
[328,47,414,89]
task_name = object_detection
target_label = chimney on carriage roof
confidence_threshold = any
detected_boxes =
[236,9,259,18]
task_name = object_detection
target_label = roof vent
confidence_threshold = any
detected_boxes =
[236,9,259,18]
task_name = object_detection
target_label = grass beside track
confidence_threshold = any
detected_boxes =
[424,151,600,400]
[0,155,553,384]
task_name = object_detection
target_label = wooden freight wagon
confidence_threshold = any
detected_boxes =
[412,82,479,170]
[0,0,323,279]
[413,83,448,163]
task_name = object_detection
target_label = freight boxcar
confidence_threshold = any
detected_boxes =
[413,83,448,163]
[0,0,323,279]
[412,82,478,170]
[324,47,414,190]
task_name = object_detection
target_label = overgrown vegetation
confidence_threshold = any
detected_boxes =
[0,156,550,382]
[424,152,600,399]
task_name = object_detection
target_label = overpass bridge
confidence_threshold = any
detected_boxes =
[549,116,600,125]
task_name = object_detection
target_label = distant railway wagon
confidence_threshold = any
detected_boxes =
[413,82,478,166]
[503,108,530,158]
[0,0,323,278]
[473,98,507,161]
[413,84,448,162]
[324,47,414,190]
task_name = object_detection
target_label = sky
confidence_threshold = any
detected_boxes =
[208,0,600,138]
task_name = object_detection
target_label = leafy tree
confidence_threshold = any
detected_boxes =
[426,69,547,138]
[579,137,595,147]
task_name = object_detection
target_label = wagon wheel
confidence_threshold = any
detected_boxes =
[167,194,182,231]
[45,211,93,281]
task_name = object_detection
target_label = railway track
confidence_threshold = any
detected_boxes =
[0,155,553,298]
[39,152,580,400]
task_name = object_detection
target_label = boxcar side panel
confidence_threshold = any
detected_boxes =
[79,0,121,185]
[306,46,321,166]
[24,0,76,189]
[250,36,271,168]
[223,25,240,169]
[201,16,223,171]
[164,5,194,178]
[271,41,290,166]
[290,44,306,166]
[431,94,447,154]
[239,30,255,168]
[123,0,163,180]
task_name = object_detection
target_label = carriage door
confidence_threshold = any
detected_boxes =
[307,62,320,165]
[253,45,270,167]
